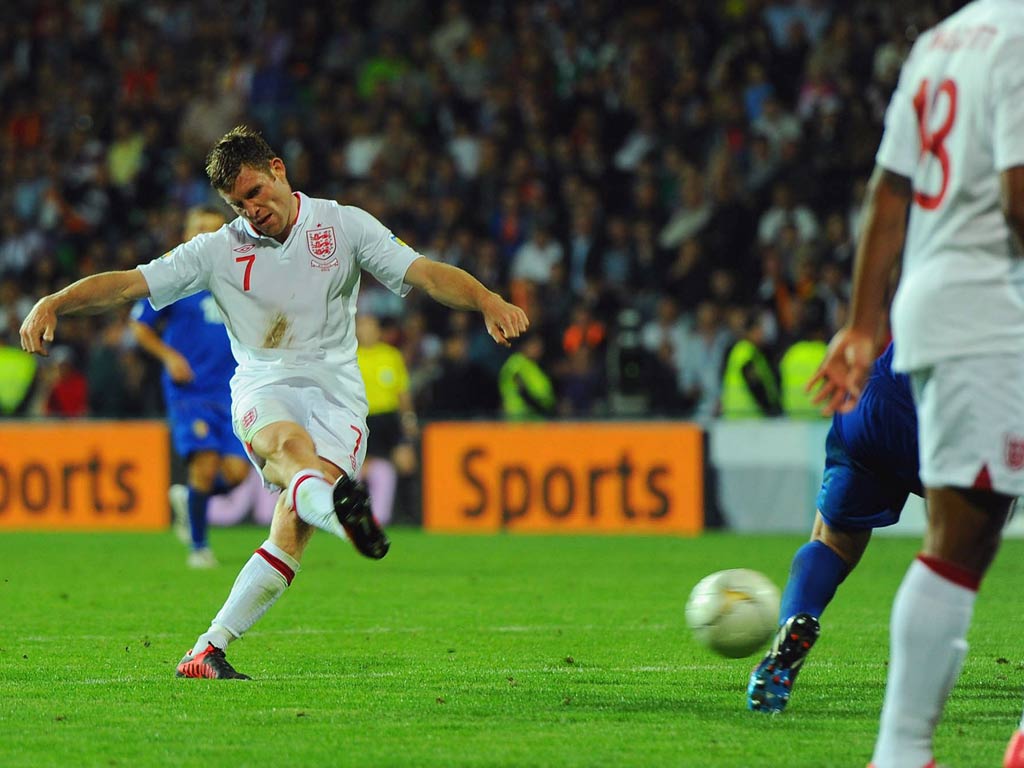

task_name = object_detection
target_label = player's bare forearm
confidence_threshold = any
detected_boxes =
[848,166,911,336]
[405,258,493,310]
[404,258,529,346]
[21,269,150,356]
[52,269,151,316]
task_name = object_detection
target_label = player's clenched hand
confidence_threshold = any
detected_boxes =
[807,327,875,415]
[19,297,58,356]
[482,293,529,347]
[164,350,195,384]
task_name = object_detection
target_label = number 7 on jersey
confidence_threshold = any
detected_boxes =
[235,254,255,291]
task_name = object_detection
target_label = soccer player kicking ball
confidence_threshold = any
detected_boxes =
[809,2,1024,766]
[20,125,529,680]
[131,205,252,569]
[747,343,921,713]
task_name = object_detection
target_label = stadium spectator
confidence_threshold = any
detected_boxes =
[563,208,600,299]
[37,345,88,418]
[0,344,36,416]
[499,332,555,421]
[778,297,829,419]
[510,223,564,287]
[757,182,820,248]
[422,320,498,419]
[0,217,45,278]
[678,301,733,420]
[659,167,712,251]
[720,310,781,420]
[641,294,688,369]
[0,0,947,427]
[751,95,802,155]
[88,310,150,419]
[0,276,33,345]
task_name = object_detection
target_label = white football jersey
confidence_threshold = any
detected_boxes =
[877,0,1024,371]
[138,192,422,415]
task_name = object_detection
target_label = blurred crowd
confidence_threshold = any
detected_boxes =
[0,0,963,422]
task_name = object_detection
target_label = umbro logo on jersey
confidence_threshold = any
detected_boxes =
[233,244,256,253]
[307,226,339,271]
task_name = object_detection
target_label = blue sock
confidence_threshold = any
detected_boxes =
[778,540,850,624]
[211,475,230,496]
[187,488,210,550]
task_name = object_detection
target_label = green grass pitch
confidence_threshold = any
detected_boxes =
[1,528,1023,767]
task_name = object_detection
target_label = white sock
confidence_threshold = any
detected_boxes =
[364,460,396,526]
[192,540,300,653]
[871,557,977,768]
[285,468,347,539]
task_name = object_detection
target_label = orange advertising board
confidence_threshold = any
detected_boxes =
[423,422,703,534]
[0,420,169,530]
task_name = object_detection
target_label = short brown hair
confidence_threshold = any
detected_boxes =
[205,125,276,191]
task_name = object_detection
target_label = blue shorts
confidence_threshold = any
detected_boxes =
[816,383,922,531]
[169,399,247,460]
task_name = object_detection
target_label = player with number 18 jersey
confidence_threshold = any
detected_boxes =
[859,5,1024,765]
[878,0,1024,375]
[876,0,1024,498]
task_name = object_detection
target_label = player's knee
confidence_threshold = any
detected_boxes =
[188,451,220,491]
[280,434,318,463]
[252,423,314,461]
[266,433,316,467]
[221,457,252,488]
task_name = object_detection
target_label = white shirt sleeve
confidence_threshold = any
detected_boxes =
[343,206,422,296]
[991,35,1024,171]
[876,41,923,178]
[137,231,217,310]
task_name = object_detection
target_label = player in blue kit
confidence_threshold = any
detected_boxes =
[131,205,251,568]
[747,342,921,713]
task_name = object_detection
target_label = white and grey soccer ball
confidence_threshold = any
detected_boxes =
[685,568,780,658]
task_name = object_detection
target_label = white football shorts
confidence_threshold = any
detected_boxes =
[232,379,368,490]
[910,353,1024,496]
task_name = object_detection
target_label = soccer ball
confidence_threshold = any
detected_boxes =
[685,568,780,658]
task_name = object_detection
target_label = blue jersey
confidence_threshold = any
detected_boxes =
[132,291,235,407]
[817,343,923,530]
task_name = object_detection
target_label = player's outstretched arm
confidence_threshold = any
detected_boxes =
[809,166,910,414]
[20,269,150,356]
[404,257,529,347]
